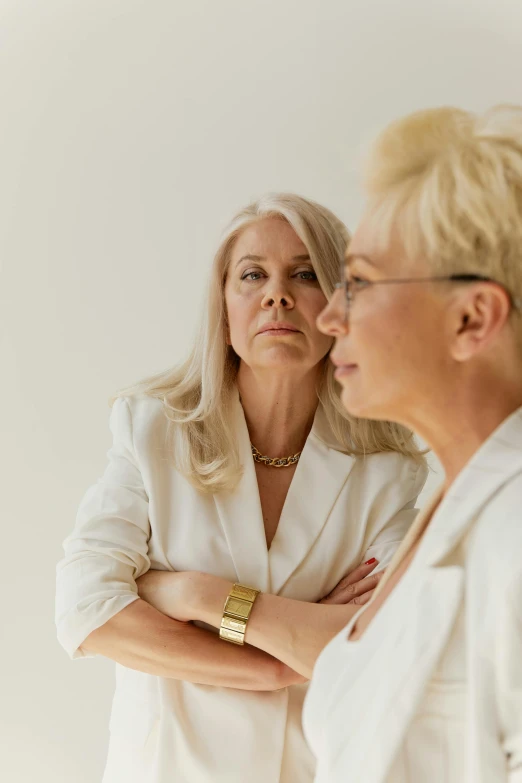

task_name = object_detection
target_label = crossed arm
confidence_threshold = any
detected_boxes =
[82,597,302,690]
[82,560,381,686]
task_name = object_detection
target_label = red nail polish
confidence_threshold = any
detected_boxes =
[365,558,377,565]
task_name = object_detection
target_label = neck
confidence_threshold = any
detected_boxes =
[406,375,522,490]
[236,362,323,457]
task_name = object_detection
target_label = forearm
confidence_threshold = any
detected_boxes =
[81,597,294,690]
[184,573,359,678]
[247,593,358,677]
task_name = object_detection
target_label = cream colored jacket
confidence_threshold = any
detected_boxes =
[305,407,522,783]
[55,391,427,783]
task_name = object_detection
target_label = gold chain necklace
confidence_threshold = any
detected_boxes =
[250,443,302,468]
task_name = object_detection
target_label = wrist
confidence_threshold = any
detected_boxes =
[183,572,232,627]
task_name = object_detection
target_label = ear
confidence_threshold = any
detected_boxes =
[450,285,512,361]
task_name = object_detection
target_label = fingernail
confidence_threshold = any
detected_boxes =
[364,558,377,565]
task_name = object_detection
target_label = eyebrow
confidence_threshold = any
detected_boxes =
[235,253,311,267]
[344,253,378,269]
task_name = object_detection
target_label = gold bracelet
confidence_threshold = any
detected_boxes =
[219,583,260,645]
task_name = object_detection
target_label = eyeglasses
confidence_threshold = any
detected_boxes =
[334,272,522,317]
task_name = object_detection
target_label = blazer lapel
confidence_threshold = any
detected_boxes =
[214,394,356,595]
[213,392,270,592]
[426,406,522,567]
[372,406,522,598]
[269,406,356,595]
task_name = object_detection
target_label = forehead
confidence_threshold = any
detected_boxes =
[346,210,419,276]
[231,218,307,261]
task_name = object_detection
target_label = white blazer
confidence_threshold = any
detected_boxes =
[304,407,522,783]
[55,391,427,783]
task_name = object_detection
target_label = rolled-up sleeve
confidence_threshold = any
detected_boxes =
[55,398,151,659]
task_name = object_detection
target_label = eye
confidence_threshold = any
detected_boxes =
[241,270,264,281]
[295,270,318,281]
[350,276,370,291]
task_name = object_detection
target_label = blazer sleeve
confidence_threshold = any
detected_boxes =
[55,398,151,659]
[360,459,429,572]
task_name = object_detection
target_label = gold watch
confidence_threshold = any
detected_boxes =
[219,583,260,645]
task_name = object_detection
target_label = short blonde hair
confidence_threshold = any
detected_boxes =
[117,193,424,493]
[362,105,522,329]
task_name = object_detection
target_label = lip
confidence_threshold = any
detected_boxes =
[334,365,358,380]
[330,353,358,378]
[257,322,302,336]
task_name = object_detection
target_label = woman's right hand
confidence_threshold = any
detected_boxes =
[318,558,384,606]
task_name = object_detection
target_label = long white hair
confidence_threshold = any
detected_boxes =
[116,193,424,493]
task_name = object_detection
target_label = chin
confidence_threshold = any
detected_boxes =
[339,385,388,421]
[257,346,307,367]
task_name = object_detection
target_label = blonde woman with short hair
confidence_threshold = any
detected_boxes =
[55,193,427,783]
[300,106,522,782]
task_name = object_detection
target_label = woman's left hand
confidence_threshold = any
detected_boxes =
[318,558,384,606]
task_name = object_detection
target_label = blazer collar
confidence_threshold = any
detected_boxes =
[371,406,522,604]
[426,406,522,567]
[213,389,355,594]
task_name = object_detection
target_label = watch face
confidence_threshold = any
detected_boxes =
[224,596,252,619]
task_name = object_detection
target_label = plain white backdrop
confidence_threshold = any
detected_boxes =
[2,1,521,780]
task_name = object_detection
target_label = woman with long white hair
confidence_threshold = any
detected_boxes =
[55,193,426,783]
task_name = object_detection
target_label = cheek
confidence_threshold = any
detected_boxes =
[224,290,257,351]
[302,291,333,353]
[225,287,249,325]
[350,304,400,353]
[336,296,447,418]
[302,290,329,323]
[357,290,416,344]
[351,298,442,387]
[306,290,329,319]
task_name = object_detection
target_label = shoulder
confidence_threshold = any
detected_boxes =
[351,449,429,497]
[314,406,428,494]
[109,395,169,451]
[121,393,165,422]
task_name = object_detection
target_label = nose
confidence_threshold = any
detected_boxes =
[317,288,349,336]
[261,280,295,310]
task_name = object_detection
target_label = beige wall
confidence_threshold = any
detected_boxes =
[2,0,520,780]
